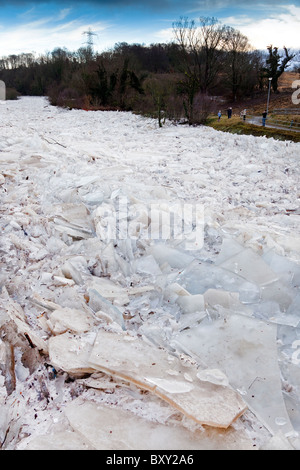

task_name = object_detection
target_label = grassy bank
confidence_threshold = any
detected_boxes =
[205,115,300,143]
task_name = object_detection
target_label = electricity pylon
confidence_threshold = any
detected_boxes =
[82,27,97,58]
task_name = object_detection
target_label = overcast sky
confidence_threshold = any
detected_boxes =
[0,0,299,56]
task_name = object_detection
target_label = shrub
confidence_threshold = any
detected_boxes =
[6,88,20,100]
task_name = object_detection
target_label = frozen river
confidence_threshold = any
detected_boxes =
[0,96,300,450]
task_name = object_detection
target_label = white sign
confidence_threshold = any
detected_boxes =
[292,80,300,105]
[0,80,5,100]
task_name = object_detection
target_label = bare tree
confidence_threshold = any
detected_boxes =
[223,27,252,100]
[172,16,227,123]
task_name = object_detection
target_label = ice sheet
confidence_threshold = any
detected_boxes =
[172,312,294,436]
[1,96,300,449]
[87,329,247,428]
[61,399,255,450]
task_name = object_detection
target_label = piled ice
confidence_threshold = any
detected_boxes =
[0,97,300,450]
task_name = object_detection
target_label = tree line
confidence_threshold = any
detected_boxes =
[0,16,297,125]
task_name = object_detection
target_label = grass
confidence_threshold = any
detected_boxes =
[205,115,300,143]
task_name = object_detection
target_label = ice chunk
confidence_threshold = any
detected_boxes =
[286,293,300,321]
[253,301,299,327]
[48,332,96,376]
[217,247,278,286]
[237,281,261,304]
[61,256,90,285]
[215,237,245,264]
[260,432,295,450]
[2,291,48,354]
[71,174,101,188]
[260,280,296,312]
[64,399,254,450]
[87,289,125,330]
[150,244,195,269]
[133,255,162,276]
[52,276,75,287]
[262,249,300,286]
[196,369,229,387]
[175,259,259,299]
[87,329,247,428]
[163,282,205,314]
[177,294,205,314]
[204,289,240,310]
[172,312,294,436]
[81,190,105,206]
[144,377,194,394]
[47,307,96,335]
[88,277,130,307]
[48,202,95,239]
[21,431,95,450]
[164,282,190,301]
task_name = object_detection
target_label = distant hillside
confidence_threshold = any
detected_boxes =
[223,72,300,116]
[278,71,299,91]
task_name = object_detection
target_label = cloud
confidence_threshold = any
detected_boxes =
[0,0,299,56]
[222,4,300,49]
[56,7,72,21]
[0,13,111,55]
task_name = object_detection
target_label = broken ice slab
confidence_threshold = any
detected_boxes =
[47,202,92,225]
[214,237,246,265]
[204,289,242,311]
[81,190,105,206]
[260,432,295,450]
[20,430,95,450]
[70,174,101,189]
[96,241,128,276]
[174,259,260,303]
[163,283,205,315]
[48,332,97,376]
[47,202,95,240]
[177,294,205,315]
[260,279,297,312]
[87,277,130,307]
[1,289,48,354]
[0,339,16,395]
[46,307,96,335]
[286,293,300,324]
[216,245,278,287]
[149,243,195,270]
[252,300,300,328]
[133,254,162,276]
[63,399,255,450]
[87,289,125,330]
[172,312,294,437]
[54,222,94,240]
[29,292,61,312]
[61,256,91,285]
[87,329,247,428]
[262,249,300,286]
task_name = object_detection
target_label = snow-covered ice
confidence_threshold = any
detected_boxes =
[0,96,300,450]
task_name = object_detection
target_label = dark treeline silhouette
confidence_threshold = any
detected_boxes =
[0,17,297,125]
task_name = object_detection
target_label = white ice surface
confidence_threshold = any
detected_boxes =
[0,97,300,450]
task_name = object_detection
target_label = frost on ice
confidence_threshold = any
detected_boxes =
[0,97,300,450]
